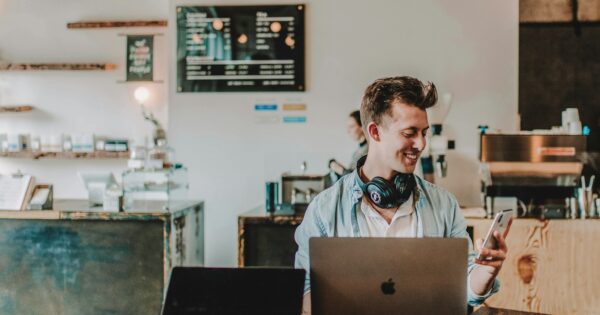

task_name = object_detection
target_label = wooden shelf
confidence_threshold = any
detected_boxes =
[0,106,34,113]
[67,20,167,29]
[0,63,116,71]
[0,151,129,160]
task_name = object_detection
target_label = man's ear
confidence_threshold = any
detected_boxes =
[367,122,381,142]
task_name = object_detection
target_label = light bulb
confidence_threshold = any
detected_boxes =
[134,87,150,104]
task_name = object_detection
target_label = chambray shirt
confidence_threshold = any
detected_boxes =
[294,170,500,306]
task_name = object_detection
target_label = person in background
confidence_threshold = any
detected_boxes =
[329,110,369,179]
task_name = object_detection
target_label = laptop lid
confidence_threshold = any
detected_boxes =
[310,238,468,315]
[161,267,305,315]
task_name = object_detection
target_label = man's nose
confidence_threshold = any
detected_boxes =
[413,134,426,151]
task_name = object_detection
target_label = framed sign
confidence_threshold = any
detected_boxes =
[126,35,154,81]
[176,5,305,92]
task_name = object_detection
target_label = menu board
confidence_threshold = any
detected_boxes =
[176,5,305,92]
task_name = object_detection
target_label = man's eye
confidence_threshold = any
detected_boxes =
[402,132,416,138]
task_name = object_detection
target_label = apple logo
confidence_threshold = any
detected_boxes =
[381,278,396,295]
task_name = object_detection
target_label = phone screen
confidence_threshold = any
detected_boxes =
[477,209,513,259]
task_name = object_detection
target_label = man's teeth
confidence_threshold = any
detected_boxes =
[405,153,418,160]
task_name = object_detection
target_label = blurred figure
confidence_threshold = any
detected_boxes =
[329,110,368,178]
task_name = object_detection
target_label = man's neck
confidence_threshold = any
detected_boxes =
[361,155,397,182]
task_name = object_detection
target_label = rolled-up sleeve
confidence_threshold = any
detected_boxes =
[448,196,500,306]
[294,200,327,293]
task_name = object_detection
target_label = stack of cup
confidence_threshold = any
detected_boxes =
[562,108,582,135]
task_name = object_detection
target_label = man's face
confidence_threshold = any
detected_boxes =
[374,101,429,173]
[346,117,364,142]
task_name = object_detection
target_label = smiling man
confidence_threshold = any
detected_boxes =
[294,76,508,314]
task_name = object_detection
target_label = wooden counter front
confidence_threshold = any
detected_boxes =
[467,218,600,315]
[0,199,204,315]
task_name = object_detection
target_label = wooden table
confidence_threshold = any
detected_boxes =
[0,199,204,315]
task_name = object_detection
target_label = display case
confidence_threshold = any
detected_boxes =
[122,167,189,211]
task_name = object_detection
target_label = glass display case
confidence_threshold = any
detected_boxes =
[122,167,188,211]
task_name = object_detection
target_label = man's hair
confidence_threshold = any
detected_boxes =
[360,76,437,135]
[349,110,362,127]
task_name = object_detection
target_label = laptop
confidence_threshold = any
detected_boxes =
[161,267,305,315]
[310,238,468,315]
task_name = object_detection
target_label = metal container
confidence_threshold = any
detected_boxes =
[281,174,325,212]
[479,133,585,218]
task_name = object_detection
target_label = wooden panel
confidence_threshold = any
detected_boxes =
[0,219,164,314]
[0,106,33,113]
[0,63,116,71]
[578,0,600,21]
[520,0,572,23]
[67,20,167,29]
[467,219,600,315]
[238,211,303,267]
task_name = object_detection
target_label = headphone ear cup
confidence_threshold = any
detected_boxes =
[365,177,397,208]
[393,173,416,201]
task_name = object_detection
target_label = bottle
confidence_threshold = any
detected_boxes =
[147,139,175,169]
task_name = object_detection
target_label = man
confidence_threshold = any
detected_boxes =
[294,76,508,313]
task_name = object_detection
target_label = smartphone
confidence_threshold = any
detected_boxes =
[476,209,514,260]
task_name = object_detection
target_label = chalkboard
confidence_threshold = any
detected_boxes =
[176,5,305,92]
[126,35,154,81]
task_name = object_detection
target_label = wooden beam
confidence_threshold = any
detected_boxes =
[0,63,116,71]
[0,106,34,113]
[521,0,600,23]
[520,0,572,23]
[67,20,167,29]
[0,151,129,159]
[578,0,600,21]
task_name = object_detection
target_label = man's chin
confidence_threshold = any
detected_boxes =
[396,163,417,174]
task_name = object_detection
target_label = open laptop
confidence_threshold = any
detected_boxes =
[161,267,305,315]
[310,238,468,315]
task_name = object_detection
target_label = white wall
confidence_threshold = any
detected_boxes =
[0,0,518,267]
[169,0,519,266]
[0,0,169,197]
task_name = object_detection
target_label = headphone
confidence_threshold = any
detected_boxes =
[357,156,416,209]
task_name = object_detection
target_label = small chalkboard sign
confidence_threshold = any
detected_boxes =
[126,35,154,81]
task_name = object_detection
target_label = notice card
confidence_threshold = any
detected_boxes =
[0,174,34,210]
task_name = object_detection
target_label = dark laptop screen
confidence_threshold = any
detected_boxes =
[162,267,305,315]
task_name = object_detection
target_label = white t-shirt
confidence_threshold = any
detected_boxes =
[358,194,417,237]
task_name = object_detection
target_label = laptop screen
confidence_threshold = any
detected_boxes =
[162,267,305,315]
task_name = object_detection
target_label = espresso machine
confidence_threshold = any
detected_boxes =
[281,174,326,213]
[479,132,586,218]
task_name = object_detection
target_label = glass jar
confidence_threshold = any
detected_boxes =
[147,139,175,169]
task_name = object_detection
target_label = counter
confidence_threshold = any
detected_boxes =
[467,218,600,315]
[0,199,204,315]
[239,208,599,314]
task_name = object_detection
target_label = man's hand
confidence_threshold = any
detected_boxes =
[474,230,508,276]
[470,221,511,295]
[329,160,345,176]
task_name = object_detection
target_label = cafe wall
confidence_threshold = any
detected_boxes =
[169,0,519,265]
[0,0,169,197]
